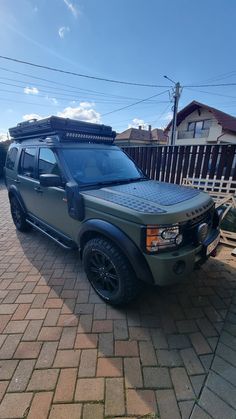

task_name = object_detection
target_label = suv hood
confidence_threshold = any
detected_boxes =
[82,180,203,216]
[81,180,211,226]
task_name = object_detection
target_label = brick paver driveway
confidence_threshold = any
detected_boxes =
[0,182,236,419]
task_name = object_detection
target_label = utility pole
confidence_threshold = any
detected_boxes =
[164,76,181,146]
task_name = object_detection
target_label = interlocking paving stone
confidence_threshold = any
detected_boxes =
[74,378,104,401]
[78,349,97,377]
[139,341,157,366]
[83,403,104,419]
[8,359,35,392]
[156,389,181,419]
[216,341,236,367]
[105,377,125,416]
[54,368,77,402]
[0,184,236,418]
[27,392,53,419]
[143,366,172,389]
[178,400,195,419]
[206,371,236,410]
[199,387,236,419]
[49,404,82,419]
[0,392,33,418]
[180,348,205,375]
[126,389,157,416]
[171,368,195,400]
[190,404,213,419]
[124,357,143,388]
[211,355,236,387]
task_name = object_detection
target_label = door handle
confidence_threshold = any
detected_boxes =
[34,187,43,193]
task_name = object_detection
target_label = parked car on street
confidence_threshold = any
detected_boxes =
[5,117,222,304]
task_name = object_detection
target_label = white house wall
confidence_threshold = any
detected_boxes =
[176,108,222,145]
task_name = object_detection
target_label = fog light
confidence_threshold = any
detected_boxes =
[175,234,183,246]
[197,223,208,243]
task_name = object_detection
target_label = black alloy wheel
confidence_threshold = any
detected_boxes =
[83,237,142,305]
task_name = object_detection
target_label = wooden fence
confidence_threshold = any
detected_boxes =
[122,144,236,184]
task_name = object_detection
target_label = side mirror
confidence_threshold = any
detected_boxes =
[39,174,62,187]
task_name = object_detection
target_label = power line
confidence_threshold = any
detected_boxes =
[0,55,171,88]
[149,103,172,125]
[186,82,236,88]
[101,90,169,117]
[193,70,236,85]
[184,87,236,100]
[0,86,170,108]
[0,77,168,104]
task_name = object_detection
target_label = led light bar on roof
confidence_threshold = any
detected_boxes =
[63,132,114,144]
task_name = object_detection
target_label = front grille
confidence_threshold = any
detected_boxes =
[181,205,215,245]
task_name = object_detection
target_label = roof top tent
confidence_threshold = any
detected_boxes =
[9,116,116,144]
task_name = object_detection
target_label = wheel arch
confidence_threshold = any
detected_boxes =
[8,185,27,214]
[78,219,154,284]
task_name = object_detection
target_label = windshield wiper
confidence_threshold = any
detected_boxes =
[79,177,148,189]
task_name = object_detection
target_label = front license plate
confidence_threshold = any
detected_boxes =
[206,234,220,256]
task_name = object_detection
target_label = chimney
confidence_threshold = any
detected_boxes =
[148,124,152,139]
[139,125,142,130]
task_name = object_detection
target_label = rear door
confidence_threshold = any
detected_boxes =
[17,146,39,214]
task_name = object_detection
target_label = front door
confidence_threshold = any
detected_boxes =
[32,147,78,240]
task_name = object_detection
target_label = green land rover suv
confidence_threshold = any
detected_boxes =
[5,116,221,304]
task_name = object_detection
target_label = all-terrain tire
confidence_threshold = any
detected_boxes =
[10,196,31,232]
[83,237,142,305]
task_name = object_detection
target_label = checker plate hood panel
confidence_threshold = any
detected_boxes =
[83,180,200,214]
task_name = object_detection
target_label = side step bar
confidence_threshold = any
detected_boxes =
[26,219,74,250]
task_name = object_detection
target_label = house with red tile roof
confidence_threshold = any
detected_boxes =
[115,125,167,146]
[164,101,236,145]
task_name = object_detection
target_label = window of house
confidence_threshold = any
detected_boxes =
[20,147,36,177]
[187,120,211,138]
[6,147,18,170]
[38,148,61,176]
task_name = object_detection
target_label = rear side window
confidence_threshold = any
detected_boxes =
[6,147,18,170]
[38,148,60,176]
[20,147,37,178]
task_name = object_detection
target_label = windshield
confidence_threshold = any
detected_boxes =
[62,148,144,186]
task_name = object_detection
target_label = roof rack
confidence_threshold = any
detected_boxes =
[9,116,116,144]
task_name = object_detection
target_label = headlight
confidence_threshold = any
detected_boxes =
[145,224,183,253]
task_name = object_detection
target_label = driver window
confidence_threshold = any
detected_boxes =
[38,148,61,176]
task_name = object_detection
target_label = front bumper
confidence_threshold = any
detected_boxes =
[144,228,220,286]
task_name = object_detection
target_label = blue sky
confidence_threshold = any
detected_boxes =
[0,0,236,137]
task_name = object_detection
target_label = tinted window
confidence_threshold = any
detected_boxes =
[38,148,60,176]
[20,148,36,177]
[62,148,143,186]
[6,147,18,170]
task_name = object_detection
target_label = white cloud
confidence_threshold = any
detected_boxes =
[63,0,79,17]
[22,113,42,121]
[80,101,95,109]
[58,26,70,39]
[128,118,148,130]
[57,106,100,123]
[0,133,8,142]
[24,86,39,95]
